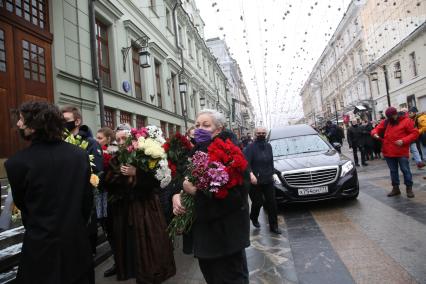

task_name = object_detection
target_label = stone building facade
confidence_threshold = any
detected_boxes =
[206,37,255,137]
[300,0,426,126]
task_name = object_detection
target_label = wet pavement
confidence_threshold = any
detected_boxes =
[96,148,426,283]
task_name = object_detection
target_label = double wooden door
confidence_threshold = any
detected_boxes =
[0,13,53,158]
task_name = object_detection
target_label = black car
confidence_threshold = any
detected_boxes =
[268,124,359,204]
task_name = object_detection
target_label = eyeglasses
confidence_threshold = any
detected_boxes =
[256,132,266,135]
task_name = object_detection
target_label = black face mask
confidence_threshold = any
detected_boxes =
[18,128,32,141]
[190,137,196,145]
[256,135,266,141]
[65,120,76,132]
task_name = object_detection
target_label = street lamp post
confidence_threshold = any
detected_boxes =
[179,82,188,130]
[382,65,391,107]
[334,99,339,124]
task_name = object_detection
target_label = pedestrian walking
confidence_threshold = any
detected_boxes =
[372,121,382,159]
[347,119,367,167]
[404,107,425,168]
[182,109,250,284]
[62,106,103,256]
[371,107,419,198]
[325,121,341,153]
[244,126,281,234]
[4,101,94,283]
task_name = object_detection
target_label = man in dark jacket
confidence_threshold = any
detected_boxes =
[244,127,281,234]
[5,101,94,284]
[61,106,103,261]
[347,119,367,167]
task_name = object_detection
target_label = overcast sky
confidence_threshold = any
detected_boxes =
[196,0,352,128]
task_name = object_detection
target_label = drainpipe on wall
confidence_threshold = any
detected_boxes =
[172,0,188,131]
[89,0,105,127]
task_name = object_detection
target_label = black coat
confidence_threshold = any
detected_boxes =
[243,140,274,185]
[360,123,374,148]
[347,125,363,147]
[4,140,93,284]
[191,135,250,259]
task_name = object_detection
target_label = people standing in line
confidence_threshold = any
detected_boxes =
[61,106,103,256]
[244,127,281,235]
[402,107,426,169]
[5,101,94,283]
[372,107,419,198]
[360,120,374,162]
[95,127,119,278]
[372,121,382,159]
[347,119,367,167]
[104,124,176,283]
[182,109,250,284]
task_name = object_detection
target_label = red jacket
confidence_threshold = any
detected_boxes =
[371,116,419,158]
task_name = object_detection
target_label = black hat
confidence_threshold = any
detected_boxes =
[409,106,418,113]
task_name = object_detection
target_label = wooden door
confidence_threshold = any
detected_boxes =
[0,21,17,159]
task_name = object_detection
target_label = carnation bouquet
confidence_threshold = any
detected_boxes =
[116,126,171,188]
[168,137,247,238]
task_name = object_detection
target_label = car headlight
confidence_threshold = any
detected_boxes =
[273,173,282,185]
[340,161,354,177]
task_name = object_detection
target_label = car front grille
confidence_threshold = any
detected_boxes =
[282,166,338,188]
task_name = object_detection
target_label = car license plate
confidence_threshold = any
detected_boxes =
[298,186,328,196]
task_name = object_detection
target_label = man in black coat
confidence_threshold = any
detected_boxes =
[244,127,281,234]
[61,106,104,266]
[4,101,94,284]
[347,119,367,167]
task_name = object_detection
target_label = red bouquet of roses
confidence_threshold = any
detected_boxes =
[163,133,193,180]
[206,138,248,198]
[168,137,247,238]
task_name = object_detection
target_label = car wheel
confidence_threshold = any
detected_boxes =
[347,191,359,200]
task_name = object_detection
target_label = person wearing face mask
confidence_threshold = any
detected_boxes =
[61,106,103,257]
[372,107,419,198]
[181,109,250,284]
[4,101,94,284]
[243,127,281,235]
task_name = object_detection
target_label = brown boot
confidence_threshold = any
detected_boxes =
[387,185,401,197]
[406,186,415,198]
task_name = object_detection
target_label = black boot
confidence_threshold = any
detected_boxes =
[270,225,282,235]
[251,218,260,228]
[406,186,415,198]
[387,185,401,197]
[104,264,116,277]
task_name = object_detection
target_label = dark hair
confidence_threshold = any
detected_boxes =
[61,105,82,121]
[19,101,64,142]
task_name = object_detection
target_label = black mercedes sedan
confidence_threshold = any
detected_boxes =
[269,124,359,204]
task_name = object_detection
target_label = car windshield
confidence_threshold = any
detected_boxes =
[270,134,330,157]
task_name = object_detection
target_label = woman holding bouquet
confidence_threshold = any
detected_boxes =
[104,124,175,283]
[182,109,250,283]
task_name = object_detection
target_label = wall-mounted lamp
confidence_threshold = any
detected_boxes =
[122,35,151,72]
[179,82,188,94]
[200,97,206,107]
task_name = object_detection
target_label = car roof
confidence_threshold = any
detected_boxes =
[269,124,318,140]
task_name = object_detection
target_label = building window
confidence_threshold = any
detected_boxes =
[155,61,162,108]
[407,95,416,109]
[120,111,132,126]
[178,25,184,48]
[0,29,5,72]
[104,107,115,129]
[409,52,418,77]
[160,121,167,137]
[96,20,111,88]
[136,115,146,128]
[176,125,181,134]
[165,8,172,31]
[171,73,177,113]
[2,0,48,30]
[187,36,193,58]
[22,40,46,83]
[394,61,402,84]
[132,47,143,100]
[168,123,175,138]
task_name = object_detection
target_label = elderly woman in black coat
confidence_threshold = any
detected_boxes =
[182,109,250,284]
